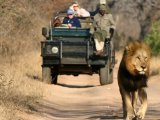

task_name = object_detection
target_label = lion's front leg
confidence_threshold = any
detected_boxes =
[120,88,127,118]
[136,88,148,119]
[132,91,138,115]
[120,87,135,120]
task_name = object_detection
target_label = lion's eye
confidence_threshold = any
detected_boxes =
[136,56,140,60]
[145,57,148,61]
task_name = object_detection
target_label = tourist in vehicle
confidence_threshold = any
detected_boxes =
[70,2,90,17]
[63,9,81,28]
[53,17,61,27]
[90,4,115,56]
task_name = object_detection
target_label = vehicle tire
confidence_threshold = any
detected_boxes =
[109,68,113,84]
[51,68,58,84]
[99,60,111,85]
[42,67,52,84]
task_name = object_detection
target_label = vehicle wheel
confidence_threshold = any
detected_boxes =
[109,68,113,84]
[42,67,52,84]
[51,68,58,84]
[99,59,112,85]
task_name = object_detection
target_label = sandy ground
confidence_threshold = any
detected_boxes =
[20,53,160,120]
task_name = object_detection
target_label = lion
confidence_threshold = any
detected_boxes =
[118,40,151,120]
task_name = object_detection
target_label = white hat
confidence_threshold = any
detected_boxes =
[100,0,106,4]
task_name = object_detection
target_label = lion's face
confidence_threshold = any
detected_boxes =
[124,41,151,76]
[131,49,150,75]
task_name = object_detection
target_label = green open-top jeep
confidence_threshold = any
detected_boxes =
[41,13,115,85]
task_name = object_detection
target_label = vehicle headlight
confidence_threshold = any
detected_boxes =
[51,47,59,54]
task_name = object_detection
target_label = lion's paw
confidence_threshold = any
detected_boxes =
[136,110,145,119]
[125,114,135,120]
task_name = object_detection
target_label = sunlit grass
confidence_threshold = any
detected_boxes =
[0,52,43,120]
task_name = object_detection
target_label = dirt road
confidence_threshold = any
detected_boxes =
[20,54,160,120]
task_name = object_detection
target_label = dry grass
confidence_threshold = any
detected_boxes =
[0,0,76,119]
[0,0,53,56]
[0,0,75,57]
[0,0,160,119]
[0,51,43,120]
[150,56,160,76]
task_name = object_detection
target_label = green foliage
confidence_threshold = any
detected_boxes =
[145,21,160,55]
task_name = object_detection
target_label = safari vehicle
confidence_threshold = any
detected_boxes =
[41,12,115,85]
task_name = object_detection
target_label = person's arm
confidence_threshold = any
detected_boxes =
[90,15,98,34]
[62,17,72,28]
[109,14,116,29]
[89,5,99,16]
[108,14,116,39]
[62,17,68,24]
[79,8,90,17]
[72,17,81,28]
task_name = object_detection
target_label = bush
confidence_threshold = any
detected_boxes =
[145,21,160,55]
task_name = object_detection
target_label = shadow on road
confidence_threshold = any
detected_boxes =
[57,83,96,88]
[35,100,123,120]
[88,115,123,119]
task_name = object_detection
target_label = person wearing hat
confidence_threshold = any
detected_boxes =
[71,3,90,17]
[90,4,115,56]
[62,9,81,28]
[69,1,79,10]
[90,0,110,16]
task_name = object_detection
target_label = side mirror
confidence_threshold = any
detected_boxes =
[42,27,48,37]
